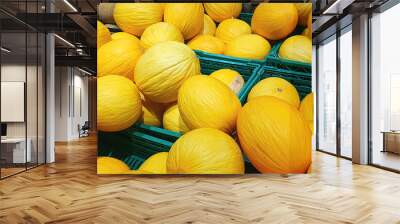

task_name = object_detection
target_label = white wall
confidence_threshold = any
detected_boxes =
[54,67,89,141]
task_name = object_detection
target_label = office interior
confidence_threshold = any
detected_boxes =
[0,0,399,222]
[0,0,399,177]
[0,0,97,179]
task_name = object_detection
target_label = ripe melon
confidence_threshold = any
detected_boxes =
[215,19,251,43]
[178,75,241,133]
[278,35,312,63]
[202,14,216,35]
[113,3,163,36]
[295,3,312,26]
[209,69,244,94]
[139,152,168,174]
[111,32,140,43]
[163,104,189,133]
[97,157,130,174]
[187,35,225,54]
[166,128,244,174]
[224,34,271,60]
[141,94,165,127]
[204,3,242,23]
[237,96,312,173]
[299,92,314,134]
[248,77,300,108]
[98,38,143,80]
[134,41,200,103]
[140,22,184,49]
[97,21,111,48]
[164,3,204,40]
[251,3,298,40]
[97,75,142,132]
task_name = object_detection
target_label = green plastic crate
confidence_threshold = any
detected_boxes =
[98,127,259,173]
[98,126,173,170]
[238,12,252,24]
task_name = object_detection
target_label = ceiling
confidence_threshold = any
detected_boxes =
[312,0,392,43]
[0,0,97,72]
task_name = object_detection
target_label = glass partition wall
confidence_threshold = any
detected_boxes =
[317,26,353,159]
[370,3,400,172]
[0,1,46,179]
[317,35,337,155]
[339,27,353,159]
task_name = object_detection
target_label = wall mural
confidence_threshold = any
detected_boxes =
[97,3,313,174]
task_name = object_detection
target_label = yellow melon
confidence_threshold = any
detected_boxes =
[251,3,298,40]
[134,41,200,103]
[164,3,204,40]
[163,104,189,133]
[167,128,244,174]
[224,34,271,60]
[140,22,184,49]
[204,3,242,23]
[295,3,312,26]
[111,32,140,43]
[97,157,130,174]
[178,75,241,133]
[248,77,300,108]
[97,75,142,132]
[98,38,143,80]
[187,35,225,54]
[97,21,111,48]
[113,3,163,36]
[279,35,312,63]
[139,152,168,174]
[202,14,216,35]
[209,69,244,94]
[299,92,314,134]
[215,18,251,43]
[237,96,311,173]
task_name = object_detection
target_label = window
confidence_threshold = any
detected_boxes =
[370,3,400,171]
[339,27,352,158]
[317,36,337,154]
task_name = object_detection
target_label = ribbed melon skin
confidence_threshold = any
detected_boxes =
[251,3,298,40]
[204,3,242,23]
[178,75,241,134]
[97,75,142,132]
[167,128,245,174]
[164,3,204,40]
[134,41,200,103]
[237,96,311,174]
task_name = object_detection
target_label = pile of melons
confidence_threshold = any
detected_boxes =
[97,3,314,175]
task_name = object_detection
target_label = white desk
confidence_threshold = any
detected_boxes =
[1,138,31,163]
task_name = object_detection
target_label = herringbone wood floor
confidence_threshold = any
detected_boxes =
[1,135,400,224]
